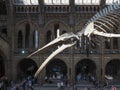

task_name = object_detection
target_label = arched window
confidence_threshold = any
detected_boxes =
[105,38,111,49]
[54,24,60,38]
[0,0,6,15]
[46,31,52,43]
[18,31,23,48]
[25,23,30,48]
[113,38,118,49]
[33,30,39,48]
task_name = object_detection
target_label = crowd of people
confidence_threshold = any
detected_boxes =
[0,76,36,90]
[0,75,117,90]
[44,73,66,84]
[76,73,100,87]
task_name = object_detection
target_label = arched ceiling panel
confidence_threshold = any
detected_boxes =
[14,0,39,5]
[44,0,69,5]
[75,0,100,5]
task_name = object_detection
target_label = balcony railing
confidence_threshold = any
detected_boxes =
[14,5,39,13]
[43,5,70,13]
[75,5,101,13]
[14,5,100,14]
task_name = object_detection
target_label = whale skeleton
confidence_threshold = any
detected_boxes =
[27,1,120,77]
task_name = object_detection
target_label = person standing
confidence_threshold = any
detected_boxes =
[111,85,116,90]
[15,85,19,90]
[57,82,61,90]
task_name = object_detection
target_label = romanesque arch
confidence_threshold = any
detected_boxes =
[17,58,38,79]
[105,59,120,80]
[75,59,96,81]
[46,58,67,81]
[43,19,70,36]
[15,20,39,49]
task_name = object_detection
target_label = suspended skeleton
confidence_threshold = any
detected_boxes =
[27,1,120,77]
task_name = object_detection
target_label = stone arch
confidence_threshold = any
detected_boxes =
[105,59,120,80]
[43,19,70,47]
[45,58,67,81]
[15,19,39,34]
[75,59,96,81]
[14,20,39,49]
[43,19,70,34]
[17,58,38,79]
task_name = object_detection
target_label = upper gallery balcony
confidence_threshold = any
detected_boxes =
[14,5,39,13]
[14,5,100,14]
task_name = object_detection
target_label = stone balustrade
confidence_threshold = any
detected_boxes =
[14,5,100,13]
[14,5,39,13]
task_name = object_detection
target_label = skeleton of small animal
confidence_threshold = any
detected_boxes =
[27,1,120,77]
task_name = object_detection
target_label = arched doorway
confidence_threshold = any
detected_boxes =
[46,59,67,81]
[105,59,120,80]
[0,55,5,78]
[17,58,38,79]
[75,59,96,81]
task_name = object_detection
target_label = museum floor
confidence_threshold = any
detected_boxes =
[6,80,120,90]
